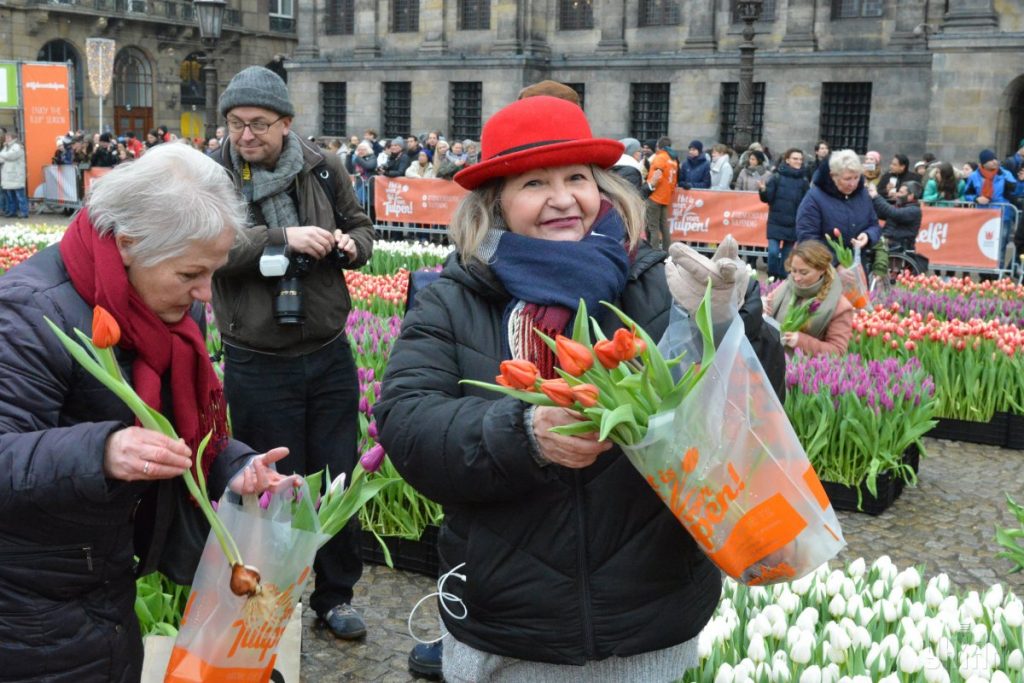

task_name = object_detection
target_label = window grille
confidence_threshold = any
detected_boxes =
[450,82,483,142]
[321,83,347,137]
[819,82,873,153]
[559,0,594,31]
[831,0,884,19]
[326,0,355,35]
[719,82,766,149]
[459,0,490,30]
[639,0,681,27]
[269,0,295,32]
[729,0,777,22]
[630,83,670,143]
[392,0,419,33]
[383,82,412,139]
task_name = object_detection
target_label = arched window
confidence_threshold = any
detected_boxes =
[114,47,153,108]
[37,39,83,130]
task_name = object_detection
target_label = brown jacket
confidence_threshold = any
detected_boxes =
[212,136,377,354]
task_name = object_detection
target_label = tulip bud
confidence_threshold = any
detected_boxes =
[593,339,621,369]
[258,490,272,510]
[570,384,599,408]
[499,359,540,390]
[91,305,121,348]
[360,443,386,473]
[554,335,593,376]
[539,379,575,407]
[611,327,640,361]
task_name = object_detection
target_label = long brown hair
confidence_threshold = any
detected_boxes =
[785,241,835,302]
[935,162,959,201]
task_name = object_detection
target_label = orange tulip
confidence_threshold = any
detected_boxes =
[539,378,575,407]
[91,306,121,349]
[682,447,699,473]
[571,384,600,408]
[611,328,640,361]
[499,359,539,391]
[593,339,621,369]
[554,335,593,376]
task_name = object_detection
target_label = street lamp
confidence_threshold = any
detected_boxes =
[733,0,762,152]
[194,0,225,139]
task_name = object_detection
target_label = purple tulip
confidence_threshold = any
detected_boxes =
[360,443,386,472]
[211,499,219,512]
[367,421,379,440]
[259,490,272,510]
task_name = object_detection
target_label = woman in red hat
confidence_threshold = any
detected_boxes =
[376,96,720,681]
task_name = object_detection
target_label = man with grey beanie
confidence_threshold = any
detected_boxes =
[611,137,646,192]
[211,65,377,640]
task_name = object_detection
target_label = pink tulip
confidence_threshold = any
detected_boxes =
[360,443,386,472]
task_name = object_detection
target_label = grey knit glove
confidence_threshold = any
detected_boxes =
[665,235,749,324]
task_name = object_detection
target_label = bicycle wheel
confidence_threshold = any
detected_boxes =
[887,253,920,284]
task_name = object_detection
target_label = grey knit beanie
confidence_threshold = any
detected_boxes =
[218,66,294,118]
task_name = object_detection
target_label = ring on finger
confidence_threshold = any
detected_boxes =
[143,460,151,475]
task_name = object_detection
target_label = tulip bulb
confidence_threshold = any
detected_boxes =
[230,563,262,597]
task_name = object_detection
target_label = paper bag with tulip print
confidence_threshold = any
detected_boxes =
[165,483,325,683]
[622,313,846,586]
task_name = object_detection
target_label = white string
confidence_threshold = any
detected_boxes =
[407,562,468,645]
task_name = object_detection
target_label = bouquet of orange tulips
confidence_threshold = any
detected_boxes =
[461,283,716,446]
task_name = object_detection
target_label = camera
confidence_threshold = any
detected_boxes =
[259,244,349,325]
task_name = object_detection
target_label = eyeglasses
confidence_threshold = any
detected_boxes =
[225,115,285,136]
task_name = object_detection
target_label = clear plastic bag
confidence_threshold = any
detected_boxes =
[836,248,869,309]
[623,310,845,585]
[165,482,327,682]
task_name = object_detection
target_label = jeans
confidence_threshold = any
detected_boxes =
[3,188,28,217]
[767,238,793,279]
[223,334,363,615]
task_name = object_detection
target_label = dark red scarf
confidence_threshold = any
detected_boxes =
[59,208,228,481]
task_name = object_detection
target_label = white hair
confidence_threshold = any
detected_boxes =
[86,143,248,266]
[829,149,863,176]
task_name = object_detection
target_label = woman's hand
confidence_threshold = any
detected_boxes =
[334,229,359,262]
[104,426,193,481]
[782,331,800,348]
[866,183,878,199]
[229,447,302,496]
[851,233,869,249]
[532,406,612,469]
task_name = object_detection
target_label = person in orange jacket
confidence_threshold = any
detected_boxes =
[644,136,678,250]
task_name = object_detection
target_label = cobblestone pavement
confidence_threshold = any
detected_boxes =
[299,436,1024,682]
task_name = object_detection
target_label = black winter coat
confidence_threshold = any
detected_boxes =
[679,155,711,189]
[759,162,810,242]
[375,246,722,665]
[0,246,252,682]
[872,196,922,247]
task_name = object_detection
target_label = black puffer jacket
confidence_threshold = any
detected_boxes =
[760,162,810,242]
[0,246,251,682]
[872,195,922,248]
[375,246,722,665]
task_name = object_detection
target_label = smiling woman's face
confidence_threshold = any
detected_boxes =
[498,164,601,242]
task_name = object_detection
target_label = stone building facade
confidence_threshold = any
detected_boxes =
[287,0,1024,164]
[0,0,295,139]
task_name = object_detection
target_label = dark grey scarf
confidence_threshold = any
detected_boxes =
[229,130,305,229]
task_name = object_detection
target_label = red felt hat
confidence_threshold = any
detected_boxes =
[454,96,624,190]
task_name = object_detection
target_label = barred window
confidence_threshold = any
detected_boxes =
[562,83,586,110]
[450,82,483,142]
[321,83,347,137]
[269,0,295,32]
[730,0,777,22]
[719,82,766,149]
[639,0,680,27]
[459,0,490,30]
[325,0,355,35]
[392,0,419,33]
[559,0,594,31]
[630,83,670,143]
[819,82,872,153]
[383,82,412,139]
[831,0,884,18]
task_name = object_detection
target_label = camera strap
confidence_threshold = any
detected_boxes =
[240,161,254,203]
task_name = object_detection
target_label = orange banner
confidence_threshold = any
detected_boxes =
[372,176,468,225]
[668,189,769,247]
[21,63,71,200]
[915,206,1001,269]
[83,167,112,194]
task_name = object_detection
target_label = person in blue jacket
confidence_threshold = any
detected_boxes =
[963,149,1021,268]
[795,149,880,260]
[678,139,711,189]
[759,147,809,279]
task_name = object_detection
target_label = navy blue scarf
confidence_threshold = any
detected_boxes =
[483,204,631,376]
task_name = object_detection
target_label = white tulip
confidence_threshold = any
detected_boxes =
[925,583,945,609]
[713,662,734,683]
[790,573,814,596]
[826,641,846,664]
[734,657,756,681]
[971,623,988,644]
[934,635,956,661]
[798,665,821,683]
[938,594,960,617]
[769,617,787,641]
[881,599,899,623]
[959,644,991,679]
[786,625,803,650]
[796,607,819,632]
[828,594,846,618]
[871,554,893,574]
[990,672,1012,683]
[887,584,905,605]
[877,676,900,683]
[698,628,714,659]
[961,591,984,620]
[1007,648,1024,670]
[778,591,801,615]
[847,557,866,579]
[880,633,901,658]
[984,583,1004,611]
[983,642,1001,669]
[748,633,768,663]
[844,593,863,619]
[908,601,927,622]
[746,614,771,640]
[865,643,883,669]
[790,632,815,664]
[922,664,951,683]
[1004,598,1024,627]
[898,644,923,674]
[992,620,1007,647]
[870,578,886,599]
[826,569,845,596]
[896,567,922,591]
[761,604,785,626]
[851,625,872,649]
[822,663,840,683]
[831,627,851,652]
[770,657,791,683]
[925,616,946,645]
[933,572,950,593]
[857,606,873,627]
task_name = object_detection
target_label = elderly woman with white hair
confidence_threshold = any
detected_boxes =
[795,148,880,257]
[0,143,294,681]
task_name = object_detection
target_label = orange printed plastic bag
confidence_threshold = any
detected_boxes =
[622,312,845,585]
[836,248,869,309]
[165,483,326,683]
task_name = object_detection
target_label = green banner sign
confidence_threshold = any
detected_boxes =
[0,63,18,109]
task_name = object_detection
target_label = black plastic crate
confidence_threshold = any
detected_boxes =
[1003,413,1024,450]
[928,413,1008,447]
[821,445,918,516]
[359,525,439,578]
